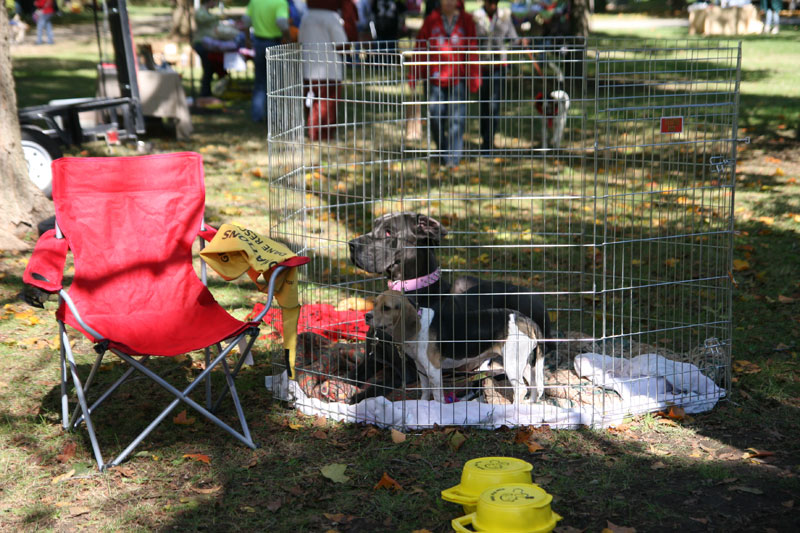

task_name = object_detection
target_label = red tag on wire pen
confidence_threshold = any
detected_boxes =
[660,116,683,134]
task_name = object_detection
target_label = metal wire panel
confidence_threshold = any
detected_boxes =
[266,38,739,429]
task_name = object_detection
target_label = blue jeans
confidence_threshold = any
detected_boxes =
[479,68,506,151]
[428,82,467,167]
[36,12,54,44]
[252,36,281,122]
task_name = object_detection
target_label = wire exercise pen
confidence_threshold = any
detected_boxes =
[264,37,741,429]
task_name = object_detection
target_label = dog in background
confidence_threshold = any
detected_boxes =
[11,14,29,44]
[367,290,545,404]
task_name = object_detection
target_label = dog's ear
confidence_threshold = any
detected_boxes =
[414,214,447,244]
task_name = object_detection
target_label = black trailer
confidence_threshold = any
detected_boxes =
[19,0,145,197]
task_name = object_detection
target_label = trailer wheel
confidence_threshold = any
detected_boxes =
[21,129,62,199]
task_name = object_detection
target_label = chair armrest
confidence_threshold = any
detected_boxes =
[23,229,69,293]
[198,224,218,242]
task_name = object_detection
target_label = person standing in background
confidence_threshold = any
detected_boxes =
[298,0,349,141]
[34,0,55,45]
[472,0,518,152]
[247,0,291,122]
[761,0,781,34]
[410,0,480,169]
[193,0,222,97]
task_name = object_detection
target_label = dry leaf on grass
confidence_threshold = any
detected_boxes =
[448,431,467,452]
[69,506,91,517]
[320,463,350,483]
[374,472,403,491]
[183,454,211,464]
[728,485,764,494]
[391,429,407,443]
[191,485,222,494]
[603,521,637,533]
[743,448,775,459]
[51,469,75,484]
[56,442,77,463]
[173,410,196,425]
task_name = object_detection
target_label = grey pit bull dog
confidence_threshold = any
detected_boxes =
[346,212,553,402]
[348,212,552,338]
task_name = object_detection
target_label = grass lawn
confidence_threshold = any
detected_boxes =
[2,11,800,533]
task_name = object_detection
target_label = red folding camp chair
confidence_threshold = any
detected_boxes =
[23,152,300,471]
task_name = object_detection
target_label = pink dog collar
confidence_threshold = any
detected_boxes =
[388,268,441,292]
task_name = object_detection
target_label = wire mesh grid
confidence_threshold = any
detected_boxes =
[265,37,740,429]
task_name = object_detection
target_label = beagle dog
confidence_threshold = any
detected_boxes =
[367,290,545,404]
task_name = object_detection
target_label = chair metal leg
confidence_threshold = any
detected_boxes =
[72,356,150,428]
[221,357,252,443]
[205,346,212,410]
[63,335,106,470]
[69,351,105,429]
[212,330,258,413]
[59,322,69,430]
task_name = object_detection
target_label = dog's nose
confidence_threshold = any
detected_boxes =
[365,312,373,325]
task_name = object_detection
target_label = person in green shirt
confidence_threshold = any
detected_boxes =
[193,0,222,97]
[245,0,291,121]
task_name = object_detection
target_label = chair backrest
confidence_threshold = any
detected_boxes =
[52,152,207,320]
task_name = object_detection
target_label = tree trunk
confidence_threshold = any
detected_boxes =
[0,8,54,251]
[571,0,592,39]
[171,0,194,38]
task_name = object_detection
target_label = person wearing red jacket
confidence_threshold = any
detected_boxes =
[410,0,480,169]
[34,0,55,45]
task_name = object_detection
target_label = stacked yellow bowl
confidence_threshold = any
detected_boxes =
[442,457,561,532]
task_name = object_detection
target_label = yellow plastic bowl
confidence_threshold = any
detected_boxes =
[441,457,533,513]
[451,483,562,533]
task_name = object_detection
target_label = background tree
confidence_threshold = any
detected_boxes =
[571,0,592,38]
[0,7,53,251]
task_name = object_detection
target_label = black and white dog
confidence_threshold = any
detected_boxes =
[368,290,545,403]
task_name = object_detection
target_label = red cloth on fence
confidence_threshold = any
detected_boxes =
[251,303,368,341]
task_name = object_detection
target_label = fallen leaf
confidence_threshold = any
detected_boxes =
[603,521,636,533]
[732,360,761,374]
[778,295,796,304]
[56,442,77,463]
[267,499,282,512]
[288,422,303,430]
[320,463,350,483]
[667,406,686,420]
[374,472,403,491]
[240,505,256,513]
[183,454,211,465]
[173,410,196,426]
[69,506,91,517]
[323,513,345,523]
[191,484,222,494]
[728,485,764,494]
[390,429,407,444]
[311,430,327,440]
[51,469,76,484]
[313,415,328,427]
[651,461,667,470]
[689,517,709,524]
[448,430,467,452]
[732,259,750,272]
[111,466,135,478]
[743,448,775,459]
[412,530,433,533]
[526,440,545,453]
[782,500,794,508]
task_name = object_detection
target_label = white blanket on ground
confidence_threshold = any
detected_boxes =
[265,352,725,429]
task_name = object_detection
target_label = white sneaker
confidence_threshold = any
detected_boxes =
[771,26,779,34]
